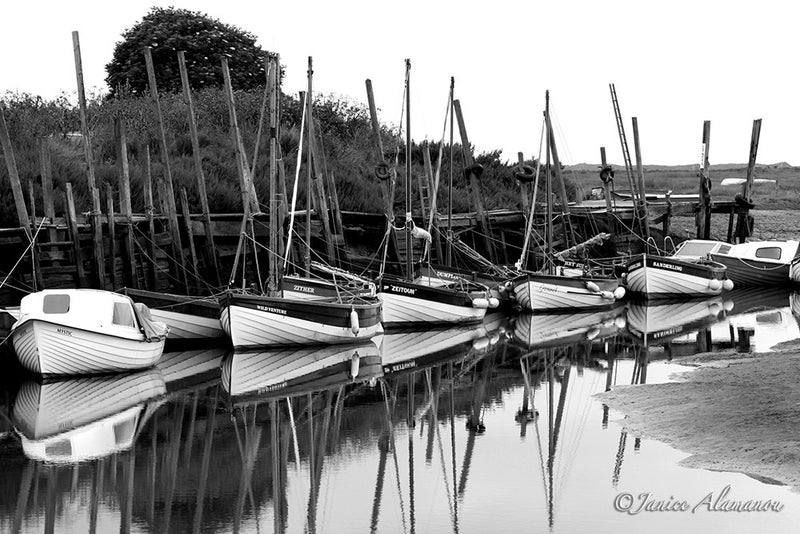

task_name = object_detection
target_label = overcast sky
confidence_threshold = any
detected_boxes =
[1,0,796,166]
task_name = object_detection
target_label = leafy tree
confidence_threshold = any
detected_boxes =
[105,7,271,97]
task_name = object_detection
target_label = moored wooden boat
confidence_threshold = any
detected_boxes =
[626,296,732,344]
[378,323,488,376]
[512,307,626,350]
[121,287,224,341]
[11,289,168,375]
[512,271,625,312]
[220,291,382,350]
[378,275,490,327]
[624,253,733,298]
[673,239,799,287]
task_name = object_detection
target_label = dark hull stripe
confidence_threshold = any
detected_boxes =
[225,293,382,328]
[378,277,480,308]
[710,255,789,286]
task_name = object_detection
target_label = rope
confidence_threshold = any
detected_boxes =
[283,94,308,269]
[0,219,47,292]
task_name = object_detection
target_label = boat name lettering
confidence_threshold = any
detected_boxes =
[385,361,417,373]
[653,326,683,339]
[258,382,287,393]
[256,305,287,315]
[653,261,683,272]
[628,262,642,270]
[535,284,558,293]
[390,285,417,295]
[292,285,315,293]
[56,328,73,337]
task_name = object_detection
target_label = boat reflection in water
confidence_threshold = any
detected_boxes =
[511,306,627,351]
[625,296,732,347]
[221,340,382,403]
[12,369,166,463]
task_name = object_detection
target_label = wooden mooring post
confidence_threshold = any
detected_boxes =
[697,120,712,240]
[65,183,87,286]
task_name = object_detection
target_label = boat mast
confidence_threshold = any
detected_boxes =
[545,92,553,272]
[405,59,413,281]
[446,77,455,268]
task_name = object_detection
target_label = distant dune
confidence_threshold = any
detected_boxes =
[566,162,794,172]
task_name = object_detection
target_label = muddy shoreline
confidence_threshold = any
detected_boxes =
[597,343,800,490]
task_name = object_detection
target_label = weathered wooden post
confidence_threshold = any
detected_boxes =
[72,31,106,289]
[0,104,31,228]
[517,152,531,216]
[144,46,188,290]
[114,118,138,288]
[178,51,221,286]
[39,137,60,270]
[179,187,201,293]
[221,58,260,215]
[65,183,87,286]
[453,99,497,264]
[697,120,712,239]
[143,147,158,290]
[734,119,761,243]
[105,183,118,289]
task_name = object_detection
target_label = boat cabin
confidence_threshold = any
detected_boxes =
[673,239,800,264]
[16,289,145,338]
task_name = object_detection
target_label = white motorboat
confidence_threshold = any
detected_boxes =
[11,289,168,375]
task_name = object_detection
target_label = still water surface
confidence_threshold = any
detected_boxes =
[1,287,799,533]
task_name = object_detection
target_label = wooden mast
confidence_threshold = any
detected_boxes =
[405,59,413,280]
[446,77,455,267]
[267,54,281,294]
[545,92,553,270]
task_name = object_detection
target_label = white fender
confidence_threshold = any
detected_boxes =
[614,316,627,329]
[472,337,490,350]
[723,299,735,312]
[350,353,360,379]
[585,281,601,293]
[488,297,500,308]
[708,279,722,291]
[722,279,734,291]
[350,309,360,335]
[600,291,614,300]
[613,286,626,300]
[586,327,600,340]
[472,298,489,309]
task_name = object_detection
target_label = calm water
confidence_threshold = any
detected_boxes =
[1,287,800,533]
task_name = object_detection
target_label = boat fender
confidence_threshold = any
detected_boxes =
[613,286,626,300]
[514,165,535,183]
[585,281,601,293]
[707,302,722,315]
[350,308,360,336]
[472,337,490,350]
[488,297,500,308]
[708,279,722,291]
[614,316,627,329]
[497,284,507,294]
[722,279,734,291]
[489,333,500,345]
[350,352,360,379]
[723,300,735,312]
[600,290,614,300]
[586,327,600,340]
[472,297,490,309]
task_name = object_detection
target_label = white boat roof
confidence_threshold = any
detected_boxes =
[15,289,142,333]
[675,239,800,262]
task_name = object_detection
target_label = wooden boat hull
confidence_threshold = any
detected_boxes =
[512,273,622,312]
[220,293,383,350]
[377,279,487,327]
[11,319,166,375]
[711,253,790,287]
[121,288,224,340]
[626,255,729,298]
